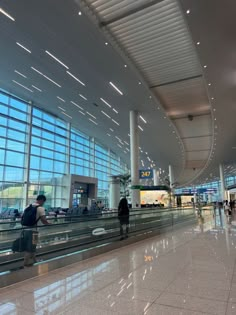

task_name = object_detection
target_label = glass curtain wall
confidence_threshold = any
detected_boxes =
[0,90,128,212]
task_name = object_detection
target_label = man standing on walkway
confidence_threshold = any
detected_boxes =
[22,195,51,267]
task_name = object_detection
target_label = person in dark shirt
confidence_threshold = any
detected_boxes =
[118,198,130,240]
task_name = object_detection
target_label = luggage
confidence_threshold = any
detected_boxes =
[12,230,39,253]
[21,204,39,227]
[12,232,25,252]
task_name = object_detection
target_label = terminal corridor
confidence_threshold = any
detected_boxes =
[1,213,236,315]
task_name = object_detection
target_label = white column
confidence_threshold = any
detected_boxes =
[169,165,174,188]
[153,169,160,186]
[109,176,120,209]
[23,104,33,209]
[219,164,226,201]
[130,110,140,208]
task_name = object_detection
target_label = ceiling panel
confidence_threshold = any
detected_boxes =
[82,0,213,185]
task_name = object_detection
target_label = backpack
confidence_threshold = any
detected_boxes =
[21,204,39,227]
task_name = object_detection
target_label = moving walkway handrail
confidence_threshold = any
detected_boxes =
[0,208,194,234]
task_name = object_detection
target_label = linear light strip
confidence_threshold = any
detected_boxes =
[31,67,61,87]
[100,98,111,108]
[79,94,87,100]
[101,111,111,119]
[89,118,98,125]
[62,112,72,119]
[113,108,118,114]
[138,125,143,131]
[112,119,120,126]
[58,106,66,112]
[45,50,69,69]
[16,42,31,53]
[66,71,85,86]
[86,111,96,119]
[79,110,85,115]
[32,85,42,92]
[14,70,27,78]
[139,115,147,124]
[0,7,15,21]
[110,128,114,132]
[70,101,83,110]
[109,82,123,95]
[57,96,65,102]
[12,80,33,92]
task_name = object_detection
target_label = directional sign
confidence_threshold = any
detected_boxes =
[139,170,153,179]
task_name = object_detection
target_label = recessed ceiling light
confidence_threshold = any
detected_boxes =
[139,115,147,123]
[14,70,27,78]
[58,106,66,112]
[86,111,96,119]
[62,112,72,119]
[112,119,120,126]
[31,66,61,87]
[164,116,166,119]
[32,85,42,92]
[66,71,85,86]
[57,96,65,102]
[197,42,200,45]
[186,9,190,14]
[213,108,216,111]
[78,11,82,15]
[0,7,15,21]
[138,82,141,85]
[204,65,207,68]
[70,101,84,110]
[79,94,87,101]
[12,80,33,92]
[100,98,111,108]
[211,97,214,100]
[138,125,143,131]
[16,42,31,53]
[113,108,119,114]
[105,42,108,46]
[214,118,217,121]
[109,82,123,95]
[45,50,69,69]
[124,64,127,68]
[89,118,98,125]
[149,96,152,99]
[208,83,211,86]
[101,111,111,119]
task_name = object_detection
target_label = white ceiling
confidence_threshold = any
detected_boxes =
[1,0,235,186]
[0,0,184,181]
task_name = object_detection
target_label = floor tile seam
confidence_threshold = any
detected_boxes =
[156,298,226,315]
[165,288,230,303]
[152,301,213,315]
[226,248,236,308]
[152,260,191,302]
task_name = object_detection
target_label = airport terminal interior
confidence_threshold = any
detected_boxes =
[1,0,236,314]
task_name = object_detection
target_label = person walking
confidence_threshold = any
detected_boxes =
[21,195,51,267]
[118,198,130,240]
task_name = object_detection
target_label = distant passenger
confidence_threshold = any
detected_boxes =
[118,198,129,240]
[21,195,51,267]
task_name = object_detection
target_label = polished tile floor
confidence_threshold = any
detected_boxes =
[1,212,236,314]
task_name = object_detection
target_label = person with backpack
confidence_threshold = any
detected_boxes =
[21,195,51,267]
[118,198,130,240]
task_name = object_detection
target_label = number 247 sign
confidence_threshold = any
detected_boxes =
[139,170,153,179]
